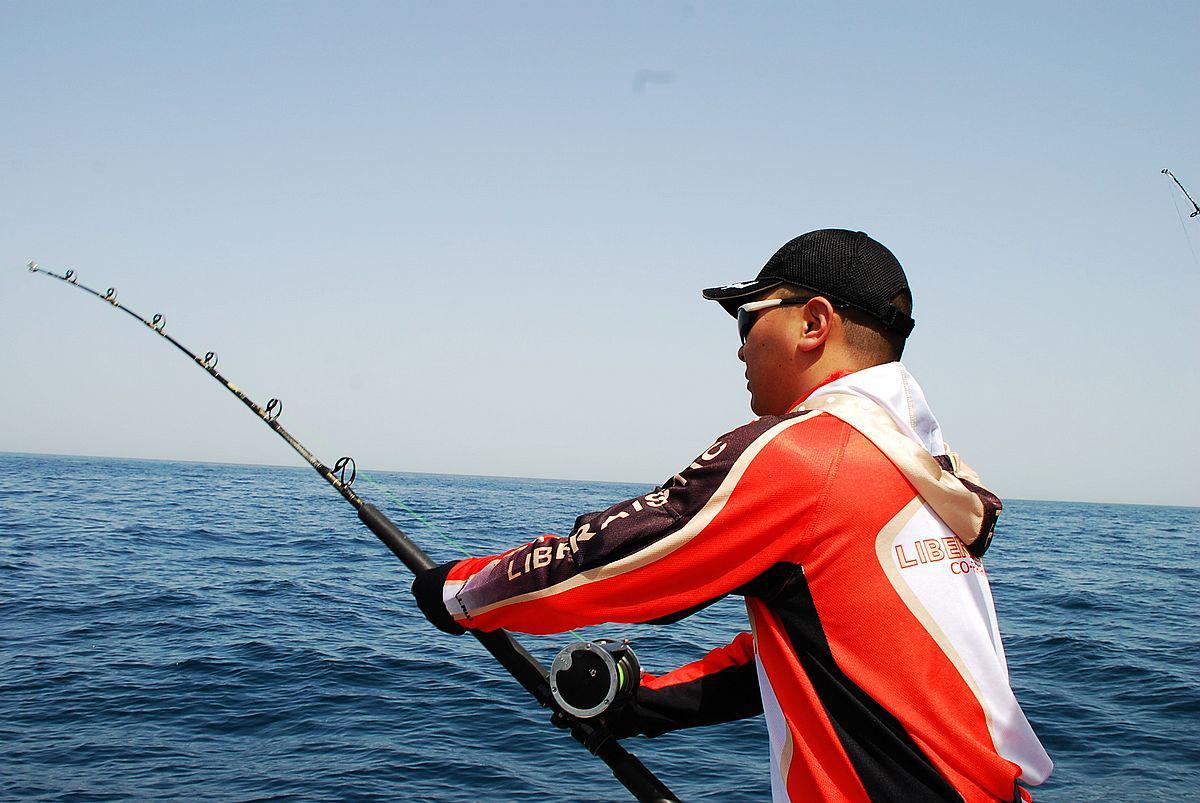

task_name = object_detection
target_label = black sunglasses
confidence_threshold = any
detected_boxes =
[736,297,814,345]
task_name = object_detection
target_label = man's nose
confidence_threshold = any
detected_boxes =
[738,344,746,362]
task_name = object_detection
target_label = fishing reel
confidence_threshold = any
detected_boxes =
[549,638,640,719]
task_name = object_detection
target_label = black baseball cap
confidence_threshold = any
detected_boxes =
[702,229,916,337]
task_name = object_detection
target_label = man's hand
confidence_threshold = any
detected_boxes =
[599,702,648,740]
[411,561,467,635]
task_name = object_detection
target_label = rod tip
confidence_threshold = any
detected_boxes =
[27,261,38,271]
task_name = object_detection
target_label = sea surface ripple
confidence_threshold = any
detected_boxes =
[1,453,1197,801]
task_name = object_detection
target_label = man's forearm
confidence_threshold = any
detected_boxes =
[606,632,763,738]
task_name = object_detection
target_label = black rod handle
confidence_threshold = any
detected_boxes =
[358,504,551,694]
[356,503,680,802]
[602,746,681,803]
[358,502,437,572]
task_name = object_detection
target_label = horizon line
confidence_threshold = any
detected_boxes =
[2,449,1197,511]
[0,448,650,490]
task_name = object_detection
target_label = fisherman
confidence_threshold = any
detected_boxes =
[412,229,1053,801]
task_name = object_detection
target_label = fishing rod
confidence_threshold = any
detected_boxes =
[1162,168,1200,217]
[24,262,680,803]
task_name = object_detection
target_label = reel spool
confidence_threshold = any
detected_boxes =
[549,639,640,719]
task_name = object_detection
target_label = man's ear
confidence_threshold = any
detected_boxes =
[796,297,836,352]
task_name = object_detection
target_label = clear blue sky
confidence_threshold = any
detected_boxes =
[2,2,1197,506]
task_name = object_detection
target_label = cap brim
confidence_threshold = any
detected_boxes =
[701,278,785,317]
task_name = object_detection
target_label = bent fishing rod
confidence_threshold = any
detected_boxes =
[25,262,680,803]
[1162,168,1200,217]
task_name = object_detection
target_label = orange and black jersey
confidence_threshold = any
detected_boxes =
[413,363,1052,802]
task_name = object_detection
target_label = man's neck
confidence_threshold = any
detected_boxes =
[796,368,857,405]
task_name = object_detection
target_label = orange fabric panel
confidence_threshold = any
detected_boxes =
[641,631,756,690]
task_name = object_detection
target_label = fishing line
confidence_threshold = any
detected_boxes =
[353,471,586,643]
[355,470,468,558]
[23,262,676,803]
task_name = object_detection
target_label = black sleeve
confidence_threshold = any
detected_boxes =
[603,633,763,738]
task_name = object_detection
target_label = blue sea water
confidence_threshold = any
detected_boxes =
[1,452,1197,802]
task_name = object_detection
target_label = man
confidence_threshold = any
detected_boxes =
[413,229,1053,801]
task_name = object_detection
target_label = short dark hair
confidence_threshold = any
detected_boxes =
[778,285,912,363]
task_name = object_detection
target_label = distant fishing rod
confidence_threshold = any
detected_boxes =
[25,262,679,803]
[1162,168,1200,217]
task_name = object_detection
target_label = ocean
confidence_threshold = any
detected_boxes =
[1,452,1197,801]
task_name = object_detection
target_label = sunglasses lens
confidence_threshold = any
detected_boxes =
[737,308,753,344]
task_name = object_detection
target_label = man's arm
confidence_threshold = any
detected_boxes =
[603,632,762,738]
[412,409,830,635]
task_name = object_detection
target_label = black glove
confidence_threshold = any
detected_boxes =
[411,560,467,635]
[600,694,670,740]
